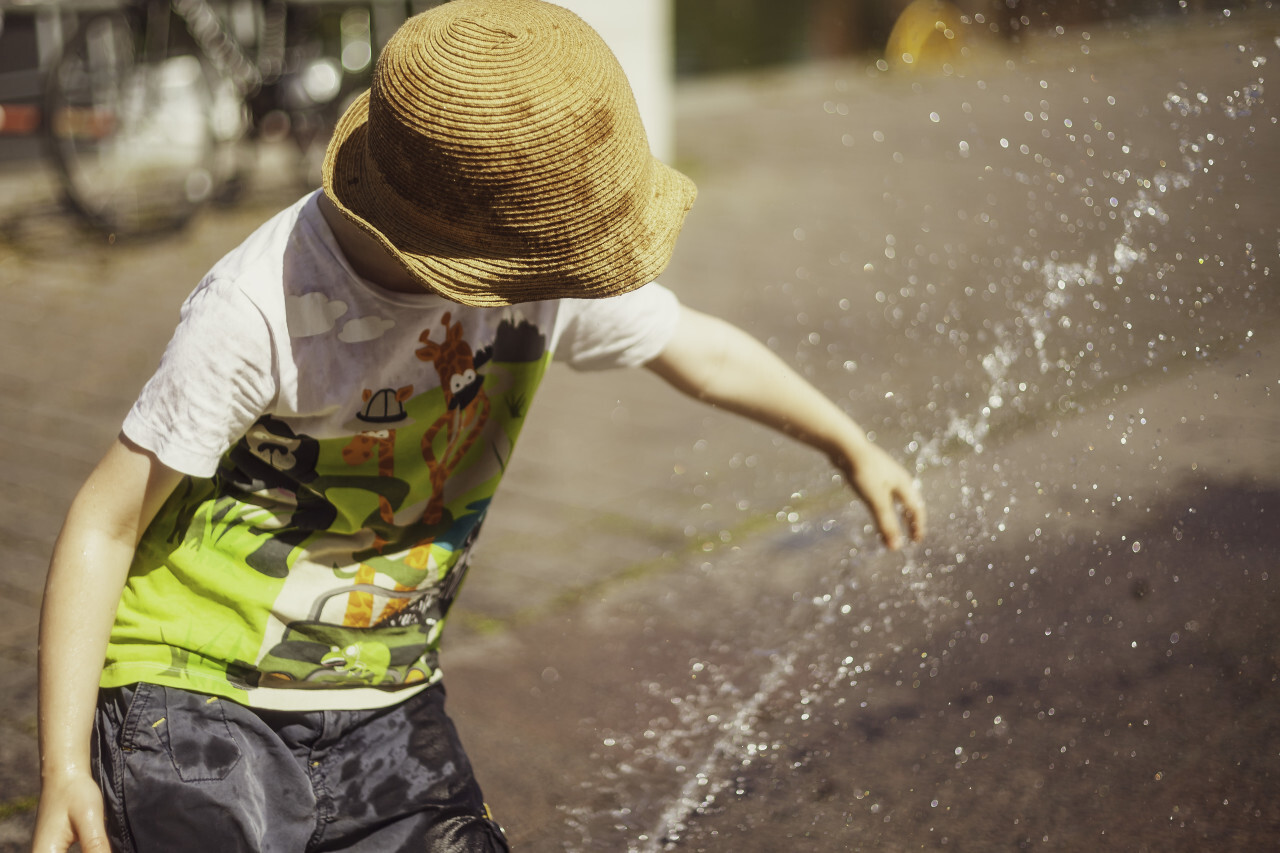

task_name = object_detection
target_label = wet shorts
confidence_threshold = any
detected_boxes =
[93,681,509,852]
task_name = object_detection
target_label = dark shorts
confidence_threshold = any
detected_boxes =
[93,681,509,853]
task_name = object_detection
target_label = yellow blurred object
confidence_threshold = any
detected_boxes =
[885,0,969,73]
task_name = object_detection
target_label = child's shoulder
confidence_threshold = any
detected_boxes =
[206,194,316,284]
[192,193,348,320]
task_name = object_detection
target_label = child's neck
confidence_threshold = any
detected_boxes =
[317,193,426,295]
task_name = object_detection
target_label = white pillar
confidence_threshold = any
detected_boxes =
[551,0,675,163]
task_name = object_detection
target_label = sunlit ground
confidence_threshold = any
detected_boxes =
[448,10,1280,850]
[0,7,1275,852]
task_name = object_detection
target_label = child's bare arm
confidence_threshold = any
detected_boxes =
[32,436,182,853]
[646,305,925,549]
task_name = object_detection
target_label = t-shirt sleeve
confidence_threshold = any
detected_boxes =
[122,277,277,478]
[551,281,681,371]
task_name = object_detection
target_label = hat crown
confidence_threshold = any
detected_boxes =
[366,0,650,254]
[322,0,697,307]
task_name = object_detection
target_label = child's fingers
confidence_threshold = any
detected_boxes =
[867,490,907,550]
[846,450,925,549]
[868,480,926,550]
[897,482,927,541]
[75,822,112,853]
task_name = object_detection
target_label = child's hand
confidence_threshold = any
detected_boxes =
[31,770,111,853]
[834,441,926,550]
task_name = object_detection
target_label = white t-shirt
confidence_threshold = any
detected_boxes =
[104,192,680,710]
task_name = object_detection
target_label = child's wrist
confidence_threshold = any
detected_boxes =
[39,751,92,781]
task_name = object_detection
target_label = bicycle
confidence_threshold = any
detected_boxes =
[43,0,407,236]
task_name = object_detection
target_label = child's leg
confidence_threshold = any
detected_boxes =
[93,683,318,852]
[310,683,509,852]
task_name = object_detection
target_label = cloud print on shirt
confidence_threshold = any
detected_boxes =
[286,293,348,337]
[339,316,397,343]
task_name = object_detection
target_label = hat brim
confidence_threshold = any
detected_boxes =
[322,91,697,307]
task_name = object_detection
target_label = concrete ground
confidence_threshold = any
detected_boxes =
[1,10,1278,851]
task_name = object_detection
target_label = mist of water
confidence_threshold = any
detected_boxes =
[559,15,1277,851]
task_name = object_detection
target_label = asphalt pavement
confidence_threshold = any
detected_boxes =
[1,11,1278,851]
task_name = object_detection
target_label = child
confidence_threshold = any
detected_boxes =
[33,1,924,850]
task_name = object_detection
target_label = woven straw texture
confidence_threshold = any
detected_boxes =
[323,0,697,306]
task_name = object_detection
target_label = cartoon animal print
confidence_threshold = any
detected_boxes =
[472,315,548,365]
[344,517,484,630]
[415,313,491,526]
[343,563,380,626]
[219,416,338,578]
[342,562,419,628]
[342,386,413,525]
[320,640,391,683]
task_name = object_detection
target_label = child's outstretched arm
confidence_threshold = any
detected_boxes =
[32,436,182,853]
[646,305,925,549]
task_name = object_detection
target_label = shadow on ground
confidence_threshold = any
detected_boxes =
[445,476,1280,851]
[674,477,1280,850]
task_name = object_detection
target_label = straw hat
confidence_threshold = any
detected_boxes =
[322,0,697,307]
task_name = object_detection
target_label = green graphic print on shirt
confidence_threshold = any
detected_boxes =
[103,313,551,706]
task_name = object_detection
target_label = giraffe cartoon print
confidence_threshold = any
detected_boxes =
[342,386,414,526]
[415,313,491,526]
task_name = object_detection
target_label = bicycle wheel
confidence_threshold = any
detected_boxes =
[45,8,221,235]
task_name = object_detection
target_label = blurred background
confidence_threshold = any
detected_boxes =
[0,0,1267,226]
[674,0,1260,75]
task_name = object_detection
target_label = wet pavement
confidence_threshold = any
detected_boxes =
[1,10,1279,851]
